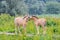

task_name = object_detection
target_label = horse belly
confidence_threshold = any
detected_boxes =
[18,20,24,25]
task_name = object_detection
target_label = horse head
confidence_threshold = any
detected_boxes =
[30,15,39,21]
[23,15,30,22]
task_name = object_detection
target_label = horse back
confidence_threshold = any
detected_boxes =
[37,18,46,25]
[14,17,23,25]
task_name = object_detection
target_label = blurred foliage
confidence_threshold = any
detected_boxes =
[0,0,60,16]
[46,2,60,14]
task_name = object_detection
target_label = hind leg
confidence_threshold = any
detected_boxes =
[15,24,21,34]
[17,26,21,34]
[18,24,21,34]
[23,25,26,34]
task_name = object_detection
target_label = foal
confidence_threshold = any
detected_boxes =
[14,15,30,34]
[30,16,46,34]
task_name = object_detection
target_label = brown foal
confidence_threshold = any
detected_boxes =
[30,16,46,34]
[14,15,30,34]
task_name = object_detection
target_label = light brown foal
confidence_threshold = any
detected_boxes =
[14,15,30,34]
[30,16,46,34]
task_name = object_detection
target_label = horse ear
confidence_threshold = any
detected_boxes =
[23,15,27,19]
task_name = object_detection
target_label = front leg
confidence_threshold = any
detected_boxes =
[23,24,26,35]
[36,25,39,35]
[42,25,46,35]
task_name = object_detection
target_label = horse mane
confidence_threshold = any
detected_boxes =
[23,16,27,19]
[32,16,39,19]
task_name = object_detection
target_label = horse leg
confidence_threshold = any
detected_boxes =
[15,26,17,34]
[36,25,39,35]
[23,25,26,34]
[17,26,21,34]
[15,25,18,34]
[41,25,46,35]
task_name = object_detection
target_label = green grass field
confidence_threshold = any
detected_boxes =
[0,14,60,40]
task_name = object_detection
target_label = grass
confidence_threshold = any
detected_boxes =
[0,14,60,40]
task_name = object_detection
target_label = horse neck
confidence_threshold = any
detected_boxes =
[32,18,38,21]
